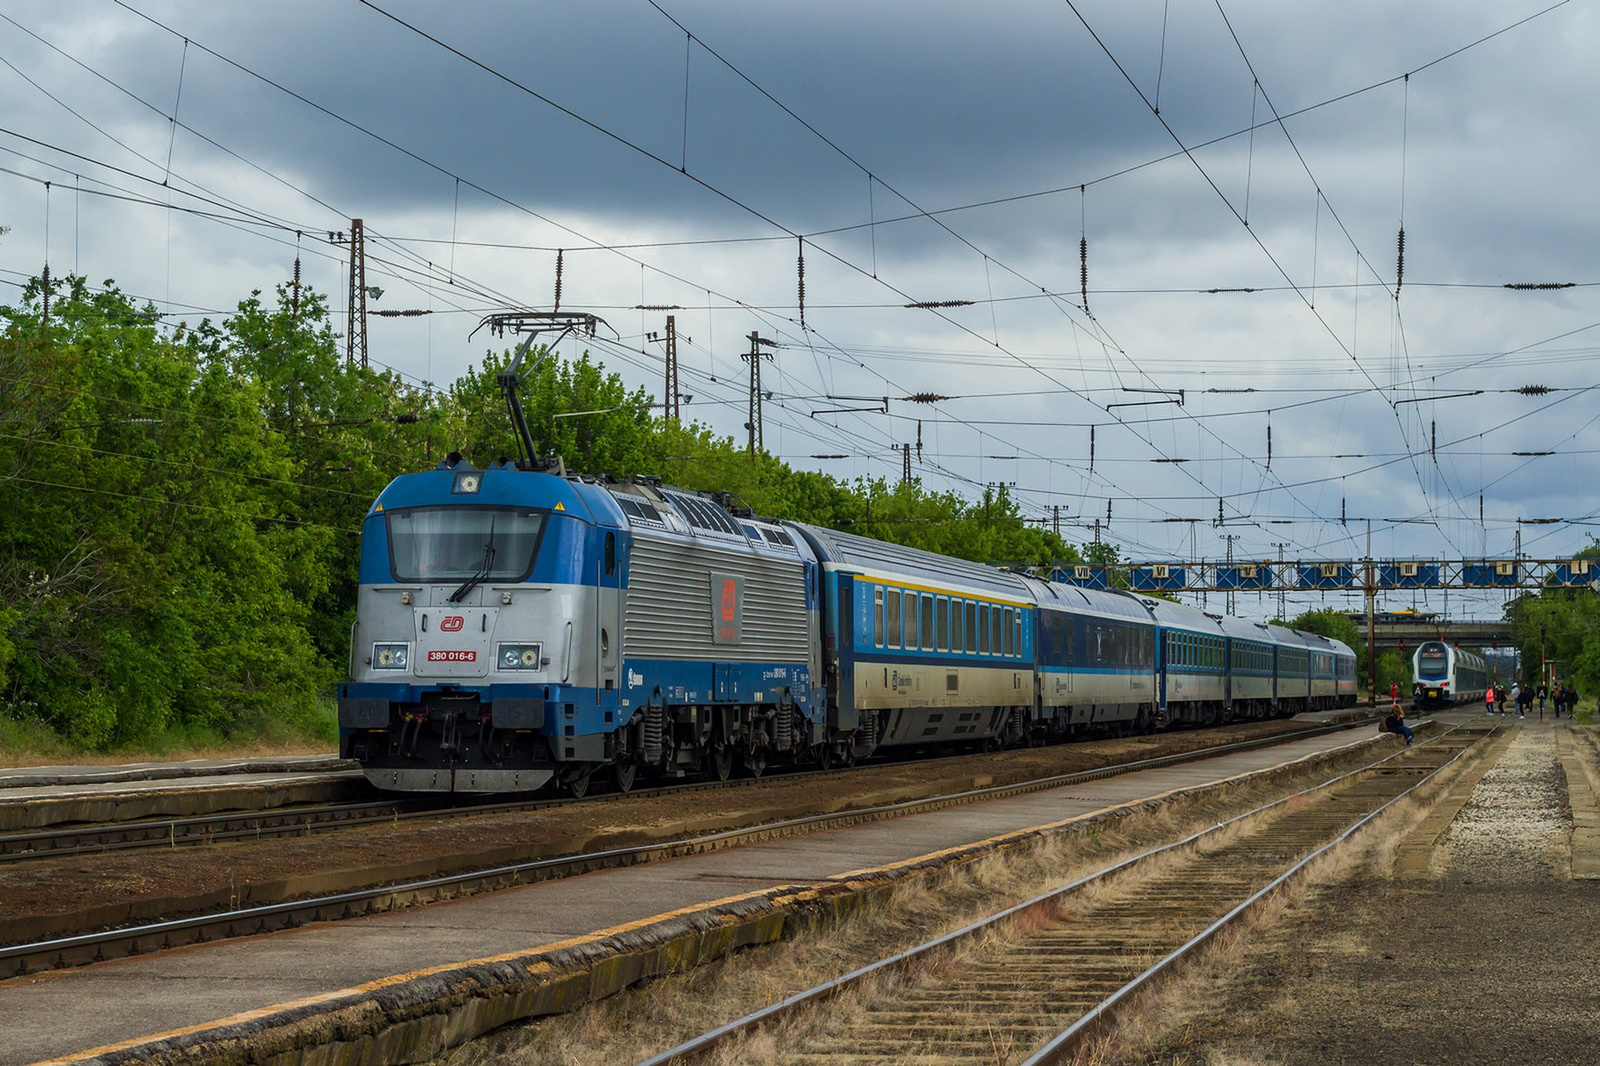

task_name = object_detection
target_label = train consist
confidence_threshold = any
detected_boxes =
[336,459,1358,794]
[1411,639,1489,708]
[336,312,1356,794]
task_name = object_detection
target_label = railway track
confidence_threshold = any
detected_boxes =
[0,718,1378,976]
[0,718,1376,864]
[640,721,1495,1066]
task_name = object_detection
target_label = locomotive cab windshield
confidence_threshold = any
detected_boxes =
[386,506,546,584]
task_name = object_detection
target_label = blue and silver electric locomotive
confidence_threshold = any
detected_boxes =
[336,458,828,794]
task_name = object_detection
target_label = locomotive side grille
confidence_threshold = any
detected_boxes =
[625,535,809,662]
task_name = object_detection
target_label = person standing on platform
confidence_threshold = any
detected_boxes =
[1486,686,1496,716]
[1498,684,1509,716]
[1537,683,1548,713]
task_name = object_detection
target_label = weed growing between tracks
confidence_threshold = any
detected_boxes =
[433,739,1406,1066]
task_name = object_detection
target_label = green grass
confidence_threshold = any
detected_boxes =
[0,696,339,766]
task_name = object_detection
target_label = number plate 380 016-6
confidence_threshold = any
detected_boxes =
[427,650,477,662]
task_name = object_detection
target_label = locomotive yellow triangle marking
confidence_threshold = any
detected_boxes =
[554,502,565,511]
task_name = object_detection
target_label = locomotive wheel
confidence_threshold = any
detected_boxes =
[710,746,734,781]
[611,760,637,793]
[566,769,592,799]
[744,749,767,779]
[814,743,832,771]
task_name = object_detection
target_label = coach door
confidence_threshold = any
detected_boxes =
[832,573,858,733]
[1157,629,1169,716]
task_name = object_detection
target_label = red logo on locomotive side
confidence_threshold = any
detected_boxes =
[440,615,465,632]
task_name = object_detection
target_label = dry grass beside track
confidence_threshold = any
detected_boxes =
[434,739,1404,1066]
[1055,728,1500,1066]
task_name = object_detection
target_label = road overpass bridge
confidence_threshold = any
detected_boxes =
[1366,619,1513,649]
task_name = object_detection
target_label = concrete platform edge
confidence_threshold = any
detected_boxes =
[0,759,354,792]
[0,779,367,834]
[1558,727,1600,879]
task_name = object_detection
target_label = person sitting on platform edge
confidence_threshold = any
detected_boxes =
[1385,703,1413,746]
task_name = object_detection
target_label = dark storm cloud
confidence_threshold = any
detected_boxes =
[2,0,1595,586]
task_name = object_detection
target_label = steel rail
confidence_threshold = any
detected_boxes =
[0,718,1378,976]
[0,717,1376,864]
[1019,722,1491,1065]
[637,720,1491,1066]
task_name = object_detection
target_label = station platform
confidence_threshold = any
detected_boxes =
[0,720,1416,1065]
[0,755,349,792]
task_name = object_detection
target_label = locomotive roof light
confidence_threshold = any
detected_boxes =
[453,471,483,494]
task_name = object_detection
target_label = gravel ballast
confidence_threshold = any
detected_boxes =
[1133,721,1600,1066]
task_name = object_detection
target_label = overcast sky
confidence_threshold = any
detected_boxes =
[3,0,1596,620]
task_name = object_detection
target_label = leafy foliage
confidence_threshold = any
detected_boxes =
[0,272,1088,749]
[1505,542,1600,697]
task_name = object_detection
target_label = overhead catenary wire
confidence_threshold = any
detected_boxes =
[4,2,1586,566]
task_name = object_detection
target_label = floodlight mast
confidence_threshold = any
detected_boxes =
[473,311,606,471]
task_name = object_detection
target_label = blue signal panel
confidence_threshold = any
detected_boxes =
[1051,565,1110,590]
[1298,563,1355,590]
[1552,561,1596,587]
[1377,563,1441,589]
[1217,565,1271,590]
[1129,565,1186,592]
[1462,562,1518,587]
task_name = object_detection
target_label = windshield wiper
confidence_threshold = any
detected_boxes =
[448,517,497,603]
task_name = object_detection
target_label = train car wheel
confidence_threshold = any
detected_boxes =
[814,743,832,771]
[744,749,767,779]
[566,769,592,799]
[710,746,734,781]
[611,760,637,793]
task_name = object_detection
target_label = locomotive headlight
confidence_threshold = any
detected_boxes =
[497,643,542,670]
[373,642,410,670]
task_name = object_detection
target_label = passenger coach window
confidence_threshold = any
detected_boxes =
[952,600,964,653]
[921,596,935,651]
[936,597,949,651]
[887,589,902,647]
[906,594,919,650]
[873,588,884,647]
[966,602,978,652]
[979,605,990,654]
